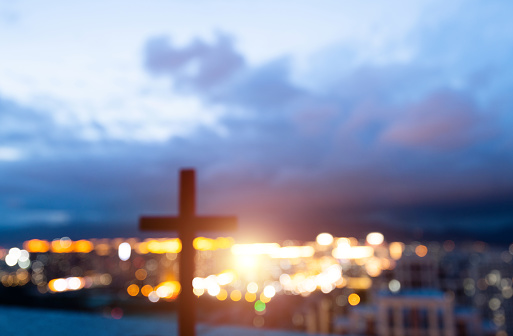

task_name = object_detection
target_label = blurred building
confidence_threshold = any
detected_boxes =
[348,290,481,336]
[393,255,439,289]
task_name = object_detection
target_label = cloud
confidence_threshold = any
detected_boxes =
[380,90,494,149]
[145,33,245,94]
[0,147,23,162]
[145,34,304,112]
[138,26,513,241]
[2,1,513,243]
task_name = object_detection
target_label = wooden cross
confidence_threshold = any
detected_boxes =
[139,169,237,336]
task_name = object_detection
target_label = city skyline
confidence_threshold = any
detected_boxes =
[1,230,511,334]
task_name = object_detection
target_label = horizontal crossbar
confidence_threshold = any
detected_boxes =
[140,216,237,232]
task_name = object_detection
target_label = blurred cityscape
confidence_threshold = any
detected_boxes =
[0,233,511,336]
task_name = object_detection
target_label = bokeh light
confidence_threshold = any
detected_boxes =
[247,282,258,294]
[348,293,360,306]
[316,233,333,246]
[263,285,276,298]
[135,269,147,280]
[230,290,242,301]
[141,285,153,297]
[245,292,256,302]
[254,300,266,312]
[216,289,228,301]
[415,245,428,257]
[389,279,401,293]
[118,242,131,261]
[366,232,384,245]
[127,284,140,296]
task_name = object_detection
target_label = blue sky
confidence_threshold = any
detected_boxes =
[1,0,513,243]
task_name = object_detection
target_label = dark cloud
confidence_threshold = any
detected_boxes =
[0,99,54,145]
[141,32,513,243]
[379,90,494,149]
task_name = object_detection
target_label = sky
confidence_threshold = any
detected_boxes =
[1,0,513,244]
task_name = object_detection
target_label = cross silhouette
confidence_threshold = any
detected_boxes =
[139,169,237,336]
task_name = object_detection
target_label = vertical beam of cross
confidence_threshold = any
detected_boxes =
[139,169,237,336]
[179,169,195,335]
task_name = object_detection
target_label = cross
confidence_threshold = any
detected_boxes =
[139,169,237,336]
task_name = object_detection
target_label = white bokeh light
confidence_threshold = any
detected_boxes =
[118,242,131,261]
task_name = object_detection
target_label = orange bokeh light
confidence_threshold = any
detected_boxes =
[24,239,50,253]
[127,284,140,296]
[348,293,360,306]
[415,245,428,257]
